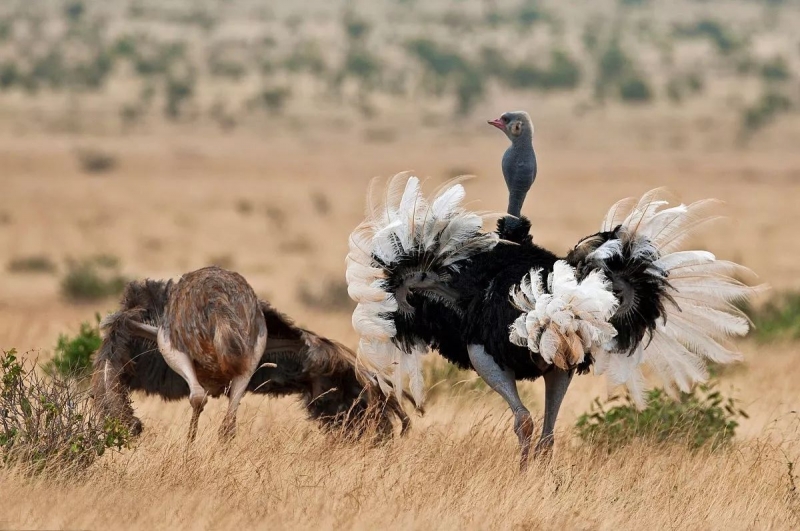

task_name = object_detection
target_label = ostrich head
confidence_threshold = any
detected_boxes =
[488,110,537,217]
[488,110,534,142]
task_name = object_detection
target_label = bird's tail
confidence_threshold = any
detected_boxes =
[511,188,764,406]
[346,173,498,407]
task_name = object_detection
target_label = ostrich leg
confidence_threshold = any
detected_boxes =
[219,317,267,440]
[467,344,534,472]
[157,327,208,442]
[534,368,573,457]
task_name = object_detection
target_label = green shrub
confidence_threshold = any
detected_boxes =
[479,46,510,79]
[517,0,549,27]
[60,257,128,303]
[761,56,791,82]
[455,67,485,116]
[7,255,57,274]
[164,75,195,119]
[741,91,792,135]
[258,86,291,114]
[76,149,117,174]
[1,349,130,474]
[406,39,467,80]
[0,18,11,42]
[64,1,86,23]
[505,50,581,91]
[343,48,382,85]
[576,382,746,451]
[343,11,371,41]
[673,20,743,55]
[43,317,102,381]
[0,61,19,89]
[619,75,653,102]
[741,292,800,341]
[284,41,327,75]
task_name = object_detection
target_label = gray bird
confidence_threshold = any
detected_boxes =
[488,111,537,217]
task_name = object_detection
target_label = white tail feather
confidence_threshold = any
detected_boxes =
[346,174,498,407]
[591,189,764,406]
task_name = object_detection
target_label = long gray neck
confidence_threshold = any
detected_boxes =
[505,132,535,217]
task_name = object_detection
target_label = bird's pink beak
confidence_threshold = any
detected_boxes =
[488,118,505,130]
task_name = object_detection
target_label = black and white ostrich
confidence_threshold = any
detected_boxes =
[346,111,760,469]
[92,268,409,442]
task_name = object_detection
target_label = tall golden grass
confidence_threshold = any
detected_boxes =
[1,347,799,530]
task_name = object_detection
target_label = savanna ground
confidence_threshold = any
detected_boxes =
[1,0,800,529]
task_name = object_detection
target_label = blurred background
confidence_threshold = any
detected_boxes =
[1,0,798,356]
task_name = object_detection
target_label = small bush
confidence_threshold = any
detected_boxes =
[619,75,653,102]
[517,0,549,27]
[258,86,291,114]
[506,50,581,91]
[741,292,800,341]
[7,255,57,274]
[673,20,743,55]
[1,349,130,474]
[343,12,371,41]
[406,39,467,80]
[164,75,195,119]
[43,317,102,381]
[455,67,485,116]
[76,149,117,174]
[0,61,20,90]
[61,257,128,303]
[576,382,746,451]
[343,48,382,85]
[741,91,792,135]
[283,41,327,75]
[761,56,791,82]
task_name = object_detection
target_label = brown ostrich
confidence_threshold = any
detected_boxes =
[92,266,409,442]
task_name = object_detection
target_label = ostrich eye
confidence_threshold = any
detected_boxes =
[501,116,509,124]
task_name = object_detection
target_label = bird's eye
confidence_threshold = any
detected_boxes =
[501,116,509,124]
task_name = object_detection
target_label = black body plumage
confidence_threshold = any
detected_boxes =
[382,215,667,383]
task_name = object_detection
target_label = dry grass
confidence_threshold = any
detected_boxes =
[0,398,798,530]
[1,343,799,530]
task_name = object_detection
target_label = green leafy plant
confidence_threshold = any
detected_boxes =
[576,381,747,451]
[1,349,130,474]
[43,316,102,381]
[7,255,57,274]
[740,292,800,342]
[60,256,128,303]
[619,75,653,102]
[673,19,743,55]
[741,91,792,136]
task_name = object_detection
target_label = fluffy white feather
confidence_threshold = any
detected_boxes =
[346,174,498,407]
[509,260,619,366]
[588,189,763,406]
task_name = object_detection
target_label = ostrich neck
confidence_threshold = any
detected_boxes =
[504,135,535,217]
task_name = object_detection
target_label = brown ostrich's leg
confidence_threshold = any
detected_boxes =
[467,344,534,472]
[157,327,208,442]
[534,368,573,458]
[219,317,268,440]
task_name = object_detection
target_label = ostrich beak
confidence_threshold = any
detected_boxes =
[488,118,505,130]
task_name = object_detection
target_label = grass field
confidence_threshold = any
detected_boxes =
[1,0,800,529]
